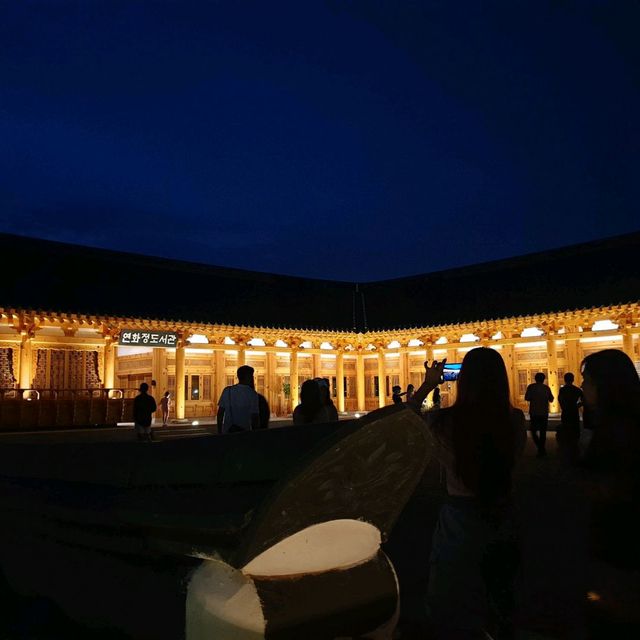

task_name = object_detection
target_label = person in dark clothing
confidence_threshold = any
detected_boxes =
[525,372,554,457]
[392,385,404,405]
[257,393,270,429]
[133,382,157,442]
[557,372,584,465]
[315,377,339,421]
[579,349,640,634]
[431,386,441,410]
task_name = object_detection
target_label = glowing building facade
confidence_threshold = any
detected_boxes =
[1,232,638,421]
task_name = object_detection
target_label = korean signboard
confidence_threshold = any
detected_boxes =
[118,330,178,347]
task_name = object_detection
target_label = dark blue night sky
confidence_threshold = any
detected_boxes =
[1,1,638,280]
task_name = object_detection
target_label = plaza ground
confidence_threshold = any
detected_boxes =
[0,419,592,639]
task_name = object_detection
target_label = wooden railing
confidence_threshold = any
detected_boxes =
[0,389,134,431]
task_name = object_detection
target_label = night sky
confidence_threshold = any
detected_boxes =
[1,1,638,281]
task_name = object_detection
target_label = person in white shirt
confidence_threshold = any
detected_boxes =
[216,365,260,434]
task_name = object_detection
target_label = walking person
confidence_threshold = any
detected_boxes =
[525,372,554,457]
[217,365,260,434]
[133,382,157,442]
[411,348,526,639]
[557,373,583,465]
[159,391,171,427]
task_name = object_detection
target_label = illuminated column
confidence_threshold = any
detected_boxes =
[103,337,116,389]
[546,334,559,413]
[18,335,33,389]
[501,343,517,406]
[622,328,636,362]
[214,349,226,402]
[175,339,186,420]
[237,344,246,368]
[151,347,166,407]
[426,344,435,364]
[336,349,345,413]
[566,338,580,379]
[356,353,366,412]
[377,349,386,408]
[289,348,299,412]
[312,353,320,379]
[399,350,408,391]
[266,351,277,413]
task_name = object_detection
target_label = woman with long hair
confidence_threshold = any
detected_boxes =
[411,347,526,639]
[579,349,640,634]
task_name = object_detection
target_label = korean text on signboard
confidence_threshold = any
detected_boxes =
[118,330,178,347]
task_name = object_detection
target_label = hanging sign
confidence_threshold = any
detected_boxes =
[118,330,178,347]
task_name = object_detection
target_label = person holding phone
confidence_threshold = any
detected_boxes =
[411,349,526,639]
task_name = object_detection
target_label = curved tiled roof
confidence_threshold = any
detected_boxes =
[1,231,639,332]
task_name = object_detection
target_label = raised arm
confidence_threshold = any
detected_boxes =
[409,359,446,412]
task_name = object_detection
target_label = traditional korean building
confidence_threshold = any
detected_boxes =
[0,231,638,422]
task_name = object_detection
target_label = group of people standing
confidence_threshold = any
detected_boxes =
[411,347,640,638]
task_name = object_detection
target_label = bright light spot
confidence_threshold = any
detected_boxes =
[558,327,566,334]
[521,327,544,338]
[188,334,209,344]
[408,338,424,347]
[460,333,480,343]
[354,413,361,418]
[387,340,401,349]
[344,344,354,351]
[300,341,313,349]
[435,336,448,345]
[491,331,503,340]
[592,320,619,332]
[224,337,236,345]
[586,591,601,602]
[365,343,376,351]
[248,338,265,346]
[320,341,333,350]
[274,339,288,347]
[192,421,199,426]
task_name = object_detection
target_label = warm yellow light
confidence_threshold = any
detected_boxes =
[586,591,601,601]
[521,327,544,338]
[435,336,448,345]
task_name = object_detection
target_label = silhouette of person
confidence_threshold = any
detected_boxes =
[133,382,157,442]
[431,386,441,409]
[392,385,404,405]
[315,377,338,421]
[257,393,270,429]
[580,349,640,633]
[412,349,526,638]
[217,365,260,434]
[159,391,171,427]
[405,383,415,402]
[293,379,329,424]
[525,372,554,457]
[557,372,583,465]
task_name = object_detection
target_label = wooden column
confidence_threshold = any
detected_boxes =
[214,349,226,403]
[19,336,33,389]
[104,338,115,389]
[566,338,581,379]
[151,346,166,400]
[237,345,246,368]
[623,328,636,362]
[289,348,299,412]
[377,349,386,408]
[501,344,517,406]
[312,353,321,379]
[175,340,186,420]
[399,350,408,391]
[546,334,559,413]
[336,350,345,413]
[356,353,366,412]
[266,351,277,414]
